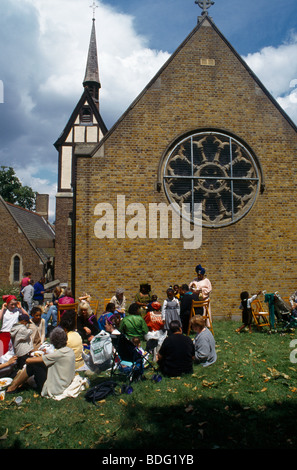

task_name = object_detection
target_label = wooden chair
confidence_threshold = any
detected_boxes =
[104,298,111,310]
[251,299,270,330]
[89,300,99,317]
[57,302,79,328]
[187,299,213,336]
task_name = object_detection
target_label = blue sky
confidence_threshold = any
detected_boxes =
[0,0,297,220]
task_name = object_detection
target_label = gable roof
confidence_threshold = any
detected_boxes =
[54,86,108,149]
[1,197,55,263]
[84,15,296,158]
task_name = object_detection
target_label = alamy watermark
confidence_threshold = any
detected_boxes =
[94,195,202,249]
[290,339,297,363]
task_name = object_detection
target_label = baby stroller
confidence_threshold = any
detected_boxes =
[273,292,297,330]
[110,334,161,393]
[273,292,291,323]
[110,334,146,392]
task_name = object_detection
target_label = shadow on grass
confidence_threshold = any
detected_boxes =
[93,394,297,450]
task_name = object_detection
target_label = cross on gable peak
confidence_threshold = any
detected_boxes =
[195,0,215,16]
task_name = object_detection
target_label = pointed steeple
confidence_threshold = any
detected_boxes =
[83,18,101,109]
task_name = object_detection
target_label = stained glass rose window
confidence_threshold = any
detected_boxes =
[162,131,261,228]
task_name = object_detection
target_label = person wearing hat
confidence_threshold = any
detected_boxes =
[189,264,212,326]
[0,295,28,355]
[10,313,34,370]
[110,288,126,315]
[190,264,212,300]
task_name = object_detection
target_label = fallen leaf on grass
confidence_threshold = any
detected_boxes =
[17,423,33,433]
[263,368,291,382]
[185,404,194,413]
[198,429,204,438]
[40,428,58,439]
[119,399,127,406]
[202,380,215,388]
[0,429,8,440]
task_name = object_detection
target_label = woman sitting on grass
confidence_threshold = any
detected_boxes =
[59,310,85,370]
[7,327,75,398]
[190,315,217,367]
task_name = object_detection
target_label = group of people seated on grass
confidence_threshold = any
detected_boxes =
[0,264,217,397]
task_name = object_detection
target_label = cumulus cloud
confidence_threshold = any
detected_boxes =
[1,0,297,223]
[243,32,297,124]
[0,0,170,220]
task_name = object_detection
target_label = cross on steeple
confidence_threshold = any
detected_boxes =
[195,0,215,16]
[90,1,98,20]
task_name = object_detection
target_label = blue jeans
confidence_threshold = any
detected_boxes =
[42,305,57,335]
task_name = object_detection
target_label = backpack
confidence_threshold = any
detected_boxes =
[85,380,118,404]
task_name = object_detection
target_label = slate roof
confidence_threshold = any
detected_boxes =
[83,18,101,87]
[3,198,55,263]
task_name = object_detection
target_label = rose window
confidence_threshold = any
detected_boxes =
[163,131,261,227]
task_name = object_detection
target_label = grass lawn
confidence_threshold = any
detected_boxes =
[1,319,297,450]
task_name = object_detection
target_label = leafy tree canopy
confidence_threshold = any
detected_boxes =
[0,166,36,211]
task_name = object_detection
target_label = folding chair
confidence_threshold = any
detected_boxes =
[57,302,79,328]
[187,299,213,335]
[251,299,270,330]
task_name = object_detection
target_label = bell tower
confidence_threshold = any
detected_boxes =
[54,7,107,286]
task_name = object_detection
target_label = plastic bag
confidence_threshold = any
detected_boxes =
[90,330,113,365]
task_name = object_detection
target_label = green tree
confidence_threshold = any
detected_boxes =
[0,166,36,210]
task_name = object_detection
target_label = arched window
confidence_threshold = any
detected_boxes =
[161,130,263,228]
[13,255,21,282]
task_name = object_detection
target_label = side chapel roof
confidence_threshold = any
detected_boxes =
[1,197,55,263]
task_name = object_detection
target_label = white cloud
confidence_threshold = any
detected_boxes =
[243,32,297,124]
[2,0,297,225]
[28,0,170,115]
[15,163,57,221]
[2,0,171,221]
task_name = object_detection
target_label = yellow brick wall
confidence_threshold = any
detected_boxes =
[74,19,297,319]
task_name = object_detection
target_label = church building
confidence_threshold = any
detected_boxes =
[54,4,297,318]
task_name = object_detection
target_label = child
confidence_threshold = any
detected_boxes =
[10,313,34,369]
[21,279,35,313]
[162,288,180,332]
[236,290,262,333]
[98,303,116,331]
[29,306,46,350]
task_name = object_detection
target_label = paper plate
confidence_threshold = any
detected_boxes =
[31,351,44,357]
[0,377,13,389]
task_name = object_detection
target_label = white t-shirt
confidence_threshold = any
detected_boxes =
[1,309,21,332]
